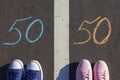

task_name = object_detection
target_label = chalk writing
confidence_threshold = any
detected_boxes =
[3,16,44,45]
[25,19,44,43]
[74,16,112,45]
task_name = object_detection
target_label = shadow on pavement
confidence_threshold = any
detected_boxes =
[57,62,94,80]
[0,64,9,80]
[69,62,79,80]
[57,64,69,80]
[57,62,79,80]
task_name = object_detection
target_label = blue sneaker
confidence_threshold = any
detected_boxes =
[7,59,24,80]
[25,60,43,80]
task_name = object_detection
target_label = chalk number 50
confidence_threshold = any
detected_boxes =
[74,16,112,45]
[3,16,44,45]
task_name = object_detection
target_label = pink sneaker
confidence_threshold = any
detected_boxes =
[76,59,92,80]
[94,60,110,80]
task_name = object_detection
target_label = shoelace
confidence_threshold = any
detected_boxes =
[98,71,106,80]
[8,69,20,80]
[26,70,39,80]
[79,70,91,80]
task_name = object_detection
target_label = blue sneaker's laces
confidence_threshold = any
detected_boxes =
[26,70,39,80]
[8,69,20,80]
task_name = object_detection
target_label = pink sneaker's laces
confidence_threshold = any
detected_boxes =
[97,71,106,80]
[79,70,91,80]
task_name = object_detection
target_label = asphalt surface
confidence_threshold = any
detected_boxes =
[70,0,120,80]
[0,0,120,80]
[0,0,54,80]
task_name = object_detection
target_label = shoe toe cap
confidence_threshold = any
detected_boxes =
[77,59,92,72]
[27,60,42,71]
[9,59,23,69]
[94,60,109,72]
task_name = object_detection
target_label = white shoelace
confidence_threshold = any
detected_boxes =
[79,70,91,80]
[97,71,106,80]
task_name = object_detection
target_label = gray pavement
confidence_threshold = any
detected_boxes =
[70,0,120,80]
[0,0,54,80]
[0,0,120,80]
